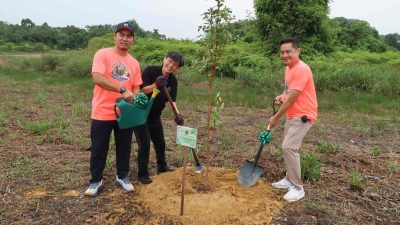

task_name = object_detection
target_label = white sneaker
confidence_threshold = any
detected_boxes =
[283,186,305,202]
[272,178,293,189]
[84,180,103,196]
[115,176,134,192]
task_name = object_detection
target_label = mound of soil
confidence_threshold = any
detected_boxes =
[137,167,284,225]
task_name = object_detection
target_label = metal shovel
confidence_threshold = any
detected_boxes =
[238,142,266,187]
[161,86,204,173]
[191,148,203,173]
[238,125,271,187]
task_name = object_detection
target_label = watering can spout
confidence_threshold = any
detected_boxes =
[143,88,160,117]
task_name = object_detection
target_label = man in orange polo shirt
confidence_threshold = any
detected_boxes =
[84,22,143,196]
[269,38,318,202]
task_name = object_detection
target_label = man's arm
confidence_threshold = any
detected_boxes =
[92,72,134,101]
[140,83,157,94]
[269,89,300,128]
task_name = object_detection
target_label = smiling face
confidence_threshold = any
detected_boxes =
[114,29,134,51]
[162,57,180,75]
[280,42,300,67]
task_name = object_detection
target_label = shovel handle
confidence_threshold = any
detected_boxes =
[253,143,265,167]
[191,148,201,166]
[161,86,179,117]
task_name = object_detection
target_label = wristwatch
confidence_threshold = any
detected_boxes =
[119,86,127,94]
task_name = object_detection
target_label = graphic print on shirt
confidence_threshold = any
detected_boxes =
[111,62,130,82]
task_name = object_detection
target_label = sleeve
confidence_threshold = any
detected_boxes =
[141,67,154,88]
[171,76,178,102]
[131,62,143,87]
[91,49,106,75]
[289,67,311,92]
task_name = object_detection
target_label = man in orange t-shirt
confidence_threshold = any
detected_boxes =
[269,38,318,202]
[84,22,143,197]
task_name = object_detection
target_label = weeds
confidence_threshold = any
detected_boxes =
[24,120,53,134]
[350,169,366,190]
[371,146,382,156]
[301,152,322,182]
[316,141,341,153]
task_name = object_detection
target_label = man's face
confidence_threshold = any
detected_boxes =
[162,57,180,75]
[114,29,134,50]
[280,42,300,67]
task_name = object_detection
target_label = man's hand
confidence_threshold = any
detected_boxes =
[269,115,278,129]
[155,76,166,89]
[122,90,134,102]
[175,114,184,126]
[274,94,285,104]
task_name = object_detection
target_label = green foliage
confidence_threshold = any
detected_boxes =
[255,0,333,54]
[301,152,322,182]
[311,51,400,97]
[371,147,382,156]
[383,33,400,50]
[198,0,233,75]
[330,17,387,52]
[350,169,365,190]
[316,141,340,153]
[56,50,93,76]
[211,92,224,128]
[39,54,61,71]
[24,120,53,134]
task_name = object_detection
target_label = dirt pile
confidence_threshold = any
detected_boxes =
[138,167,284,225]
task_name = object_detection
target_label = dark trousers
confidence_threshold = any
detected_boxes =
[90,119,133,183]
[133,117,167,178]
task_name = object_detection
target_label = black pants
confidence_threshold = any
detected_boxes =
[90,119,133,183]
[133,117,167,178]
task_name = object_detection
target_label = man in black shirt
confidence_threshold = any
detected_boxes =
[134,51,185,184]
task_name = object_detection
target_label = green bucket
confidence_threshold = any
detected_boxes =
[114,89,160,129]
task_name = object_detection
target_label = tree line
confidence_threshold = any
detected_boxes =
[0,18,166,51]
[1,0,399,53]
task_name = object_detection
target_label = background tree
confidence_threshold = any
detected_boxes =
[330,17,387,52]
[383,33,400,50]
[254,0,334,54]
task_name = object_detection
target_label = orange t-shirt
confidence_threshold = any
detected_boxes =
[91,48,143,120]
[284,60,318,123]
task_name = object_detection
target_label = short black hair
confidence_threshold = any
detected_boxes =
[166,51,185,67]
[280,38,299,48]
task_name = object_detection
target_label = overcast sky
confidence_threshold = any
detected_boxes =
[1,0,399,39]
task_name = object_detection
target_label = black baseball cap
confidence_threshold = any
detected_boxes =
[115,22,135,35]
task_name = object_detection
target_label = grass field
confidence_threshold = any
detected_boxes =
[0,54,399,224]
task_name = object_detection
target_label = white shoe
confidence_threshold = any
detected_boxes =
[283,186,305,202]
[272,178,293,189]
[84,180,103,196]
[115,176,134,192]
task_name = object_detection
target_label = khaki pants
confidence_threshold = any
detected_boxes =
[282,116,312,188]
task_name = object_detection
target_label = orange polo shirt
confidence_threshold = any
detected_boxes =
[284,60,318,123]
[91,48,142,120]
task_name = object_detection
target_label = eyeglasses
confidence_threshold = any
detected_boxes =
[164,58,180,70]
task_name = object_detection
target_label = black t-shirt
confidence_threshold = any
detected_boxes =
[141,65,177,118]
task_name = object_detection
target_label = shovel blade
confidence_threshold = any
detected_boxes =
[193,163,203,174]
[238,160,264,187]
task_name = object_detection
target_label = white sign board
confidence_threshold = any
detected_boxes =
[176,125,197,149]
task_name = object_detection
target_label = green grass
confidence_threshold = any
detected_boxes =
[350,169,366,190]
[316,141,341,153]
[301,151,323,182]
[371,146,382,156]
